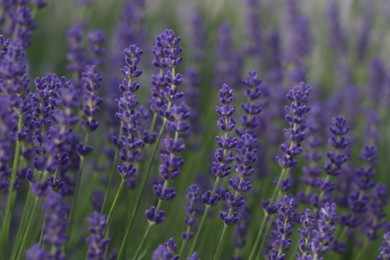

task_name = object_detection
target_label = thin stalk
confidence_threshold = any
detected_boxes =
[66,132,89,251]
[255,213,275,260]
[14,197,40,259]
[117,119,167,259]
[105,178,125,233]
[214,224,228,260]
[133,223,154,260]
[178,226,191,256]
[0,115,23,258]
[12,185,35,256]
[249,167,288,260]
[101,128,123,214]
[188,176,221,255]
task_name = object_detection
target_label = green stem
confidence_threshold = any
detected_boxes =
[255,214,275,260]
[0,115,23,258]
[214,224,228,260]
[66,133,89,251]
[12,185,35,257]
[188,176,221,255]
[105,178,125,232]
[117,120,168,259]
[14,197,40,259]
[133,223,154,260]
[101,129,123,214]
[249,168,288,260]
[178,226,191,256]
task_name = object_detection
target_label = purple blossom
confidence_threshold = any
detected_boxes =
[40,192,69,259]
[80,65,103,134]
[214,23,243,88]
[9,6,37,49]
[115,45,145,189]
[152,238,179,260]
[312,116,349,206]
[189,13,206,62]
[237,70,262,136]
[147,30,187,223]
[327,1,347,54]
[299,104,324,199]
[183,67,202,138]
[233,202,251,250]
[66,24,87,78]
[182,184,204,241]
[284,0,312,82]
[88,29,105,66]
[212,84,237,178]
[296,209,315,259]
[0,95,17,191]
[312,203,337,257]
[86,211,110,259]
[244,0,262,56]
[378,232,390,260]
[267,195,296,259]
[276,82,311,169]
[202,84,237,207]
[364,184,388,241]
[26,244,52,260]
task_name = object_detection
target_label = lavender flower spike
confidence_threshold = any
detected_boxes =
[30,192,70,260]
[378,232,390,260]
[152,238,179,260]
[86,211,111,259]
[276,82,311,169]
[115,44,145,189]
[202,84,237,206]
[267,195,296,259]
[312,203,337,258]
[182,184,203,242]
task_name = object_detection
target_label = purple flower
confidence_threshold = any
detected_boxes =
[149,29,184,126]
[183,67,202,139]
[267,195,296,259]
[26,244,52,260]
[147,30,188,224]
[364,183,388,241]
[244,0,262,56]
[296,209,315,259]
[189,13,206,62]
[214,22,243,88]
[152,29,183,68]
[40,192,69,259]
[9,6,37,48]
[327,1,347,54]
[276,82,311,169]
[80,65,103,134]
[213,84,237,178]
[86,211,111,259]
[237,70,262,136]
[202,84,237,208]
[152,238,179,260]
[313,116,349,206]
[312,203,337,257]
[377,232,390,259]
[233,202,251,250]
[115,45,145,189]
[66,24,87,78]
[299,104,324,199]
[182,184,204,241]
[88,29,105,66]
[284,0,312,82]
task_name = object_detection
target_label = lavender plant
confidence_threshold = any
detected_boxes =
[1,1,390,260]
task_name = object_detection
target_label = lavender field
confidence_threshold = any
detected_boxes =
[1,0,390,259]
